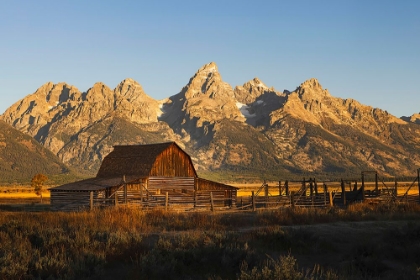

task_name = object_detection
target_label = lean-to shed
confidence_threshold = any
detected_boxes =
[50,142,238,211]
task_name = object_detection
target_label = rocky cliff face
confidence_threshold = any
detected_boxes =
[2,78,174,174]
[402,113,420,125]
[2,62,420,179]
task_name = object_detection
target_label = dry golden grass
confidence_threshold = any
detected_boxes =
[0,185,51,199]
[0,191,50,199]
[2,205,420,279]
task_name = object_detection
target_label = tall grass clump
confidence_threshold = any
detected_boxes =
[0,210,145,279]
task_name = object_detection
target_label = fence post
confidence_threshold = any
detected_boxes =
[279,181,282,196]
[375,172,379,194]
[264,183,269,208]
[341,179,346,206]
[210,192,214,212]
[394,178,398,197]
[124,184,127,204]
[114,191,118,206]
[285,180,289,196]
[418,169,420,203]
[90,191,93,211]
[314,178,318,195]
[309,178,314,197]
[252,191,255,211]
[194,190,197,208]
[140,185,143,207]
[361,173,365,200]
[290,191,295,208]
[165,192,169,211]
[329,191,334,207]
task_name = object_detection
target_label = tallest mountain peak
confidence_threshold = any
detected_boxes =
[197,62,218,74]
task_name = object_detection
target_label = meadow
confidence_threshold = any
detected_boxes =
[1,201,420,279]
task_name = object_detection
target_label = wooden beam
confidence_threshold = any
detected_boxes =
[279,181,282,196]
[89,191,93,211]
[418,169,420,203]
[329,191,334,207]
[252,191,255,212]
[210,192,214,212]
[165,192,169,211]
[341,179,346,206]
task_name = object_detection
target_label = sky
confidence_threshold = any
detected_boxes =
[0,0,419,117]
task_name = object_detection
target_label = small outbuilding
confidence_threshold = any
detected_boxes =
[50,142,238,211]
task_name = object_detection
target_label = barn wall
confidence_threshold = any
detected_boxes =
[148,176,195,191]
[51,191,105,212]
[196,178,237,207]
[150,145,196,177]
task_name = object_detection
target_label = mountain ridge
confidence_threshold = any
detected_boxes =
[1,62,420,181]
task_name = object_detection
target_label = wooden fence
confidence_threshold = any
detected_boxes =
[237,170,420,211]
[87,189,235,212]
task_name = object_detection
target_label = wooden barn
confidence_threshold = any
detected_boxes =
[50,142,238,211]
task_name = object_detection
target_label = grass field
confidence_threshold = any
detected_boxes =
[1,204,420,279]
[1,181,420,279]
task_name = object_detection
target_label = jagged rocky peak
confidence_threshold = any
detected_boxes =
[198,61,218,74]
[82,82,115,110]
[412,113,420,124]
[1,82,82,134]
[296,78,331,101]
[31,81,81,104]
[401,112,420,124]
[183,62,234,100]
[113,78,161,124]
[234,77,272,104]
[248,77,267,88]
[161,62,245,131]
[114,78,146,99]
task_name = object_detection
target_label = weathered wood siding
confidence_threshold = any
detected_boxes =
[150,145,196,177]
[196,178,237,207]
[148,176,195,191]
[51,191,105,211]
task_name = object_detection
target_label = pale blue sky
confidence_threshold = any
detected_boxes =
[0,0,419,117]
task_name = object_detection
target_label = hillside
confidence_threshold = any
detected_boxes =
[0,120,73,184]
[2,62,420,181]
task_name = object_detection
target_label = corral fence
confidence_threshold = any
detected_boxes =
[237,169,420,210]
[49,169,420,212]
[85,189,235,212]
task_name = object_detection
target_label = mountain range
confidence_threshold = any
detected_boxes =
[1,62,420,182]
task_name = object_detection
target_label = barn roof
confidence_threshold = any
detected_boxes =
[96,142,197,178]
[50,175,140,191]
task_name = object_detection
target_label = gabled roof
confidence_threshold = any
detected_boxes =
[96,142,197,178]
